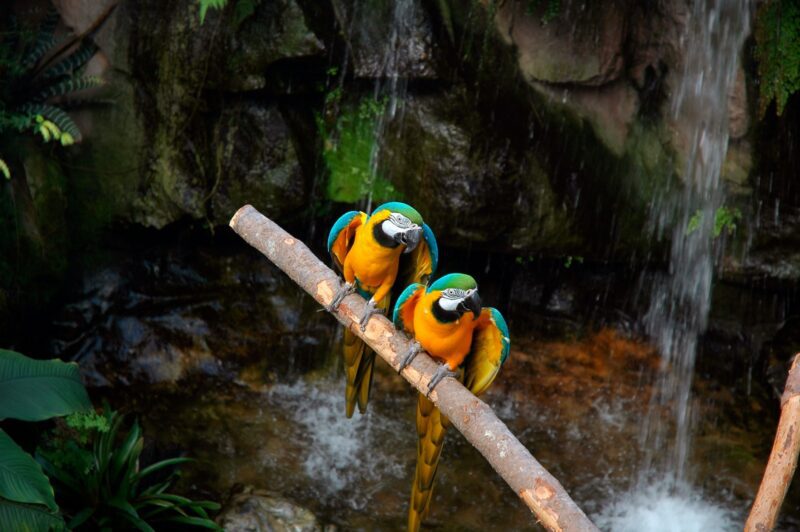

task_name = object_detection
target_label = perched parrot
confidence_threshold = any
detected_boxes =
[327,202,438,417]
[393,273,510,531]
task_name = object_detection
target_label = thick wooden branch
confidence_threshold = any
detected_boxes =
[230,205,598,532]
[745,353,800,532]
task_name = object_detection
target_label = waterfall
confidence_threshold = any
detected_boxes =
[366,0,421,212]
[641,0,750,489]
[600,1,751,528]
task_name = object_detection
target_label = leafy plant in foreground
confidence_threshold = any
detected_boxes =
[38,408,222,531]
[0,9,104,178]
[0,348,92,531]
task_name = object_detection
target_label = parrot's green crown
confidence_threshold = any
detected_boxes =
[429,273,477,292]
[372,202,424,225]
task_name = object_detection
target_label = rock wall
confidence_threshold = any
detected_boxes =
[9,0,798,336]
[38,0,760,254]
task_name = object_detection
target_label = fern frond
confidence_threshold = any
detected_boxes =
[38,118,62,143]
[0,158,10,180]
[21,104,82,141]
[22,10,60,69]
[35,75,104,102]
[41,40,98,80]
[198,0,229,23]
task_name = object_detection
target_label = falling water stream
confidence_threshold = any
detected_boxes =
[600,1,751,529]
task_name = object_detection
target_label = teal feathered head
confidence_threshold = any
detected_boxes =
[371,202,424,226]
[429,273,481,320]
[429,273,477,292]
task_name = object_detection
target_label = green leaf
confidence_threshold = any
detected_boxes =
[137,458,193,480]
[66,506,95,529]
[755,0,800,115]
[35,75,103,102]
[0,430,57,510]
[22,10,59,69]
[41,40,98,80]
[20,105,82,140]
[110,421,141,484]
[108,498,154,532]
[165,515,223,530]
[198,0,229,23]
[0,498,64,532]
[0,158,9,180]
[0,350,91,422]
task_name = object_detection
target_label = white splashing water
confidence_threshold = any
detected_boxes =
[268,380,407,510]
[596,483,739,532]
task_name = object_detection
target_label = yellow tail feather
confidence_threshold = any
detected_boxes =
[408,393,449,531]
[342,295,390,417]
[343,328,372,418]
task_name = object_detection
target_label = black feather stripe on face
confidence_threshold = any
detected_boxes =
[432,297,461,323]
[373,223,400,248]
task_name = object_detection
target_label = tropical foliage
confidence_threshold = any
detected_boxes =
[318,94,399,204]
[196,0,260,26]
[37,408,222,531]
[0,9,103,178]
[0,349,92,531]
[755,0,800,116]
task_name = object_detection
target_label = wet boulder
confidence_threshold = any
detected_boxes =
[209,102,309,226]
[48,237,337,388]
[329,0,439,79]
[494,0,627,86]
[53,0,322,231]
[217,487,325,532]
[379,91,579,252]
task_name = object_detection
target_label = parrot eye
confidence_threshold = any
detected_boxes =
[389,213,412,229]
[442,288,466,299]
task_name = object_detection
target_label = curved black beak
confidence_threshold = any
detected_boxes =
[459,290,482,318]
[395,226,423,253]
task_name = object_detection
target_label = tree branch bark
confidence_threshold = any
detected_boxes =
[229,205,599,532]
[745,353,800,532]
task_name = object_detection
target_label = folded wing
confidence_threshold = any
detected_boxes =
[464,307,510,397]
[327,210,367,273]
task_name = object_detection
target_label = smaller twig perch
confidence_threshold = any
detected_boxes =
[229,205,598,532]
[745,353,800,532]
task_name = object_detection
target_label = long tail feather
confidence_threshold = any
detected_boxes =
[343,327,367,418]
[342,294,390,417]
[355,348,375,415]
[408,393,449,531]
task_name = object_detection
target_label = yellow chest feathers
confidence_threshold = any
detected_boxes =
[412,293,477,365]
[346,220,402,287]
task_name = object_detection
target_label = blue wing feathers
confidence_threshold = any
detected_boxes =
[327,211,361,252]
[488,308,511,364]
[393,283,424,330]
[422,224,439,274]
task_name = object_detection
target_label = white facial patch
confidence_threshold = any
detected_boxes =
[438,288,476,311]
[439,296,462,311]
[381,213,420,238]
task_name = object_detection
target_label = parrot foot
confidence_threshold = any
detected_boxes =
[326,282,355,312]
[358,299,380,332]
[398,341,422,372]
[426,364,458,396]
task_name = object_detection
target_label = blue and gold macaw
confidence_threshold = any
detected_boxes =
[393,273,510,531]
[327,202,438,418]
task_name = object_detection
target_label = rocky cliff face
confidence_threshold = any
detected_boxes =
[37,0,761,256]
[8,0,800,333]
